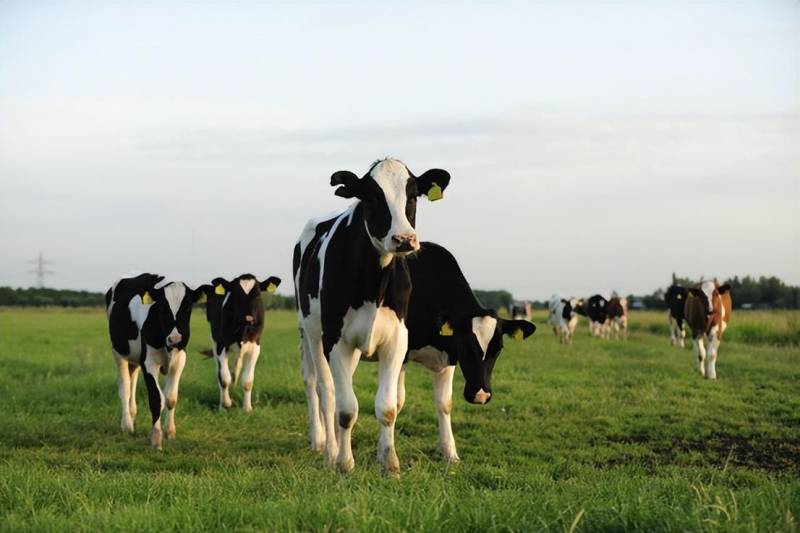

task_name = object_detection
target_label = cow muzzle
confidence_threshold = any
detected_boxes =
[391,233,419,253]
[166,333,183,347]
[472,388,492,405]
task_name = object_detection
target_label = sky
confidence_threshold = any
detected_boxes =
[0,1,798,300]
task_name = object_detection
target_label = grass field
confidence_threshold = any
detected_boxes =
[0,307,798,532]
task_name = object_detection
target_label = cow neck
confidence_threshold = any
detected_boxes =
[348,203,412,320]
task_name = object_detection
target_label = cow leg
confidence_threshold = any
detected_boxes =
[215,347,233,410]
[679,321,686,348]
[308,334,338,466]
[141,353,165,449]
[706,328,719,380]
[300,332,325,452]
[330,342,360,473]
[694,337,707,377]
[375,328,407,475]
[396,367,406,415]
[432,365,459,463]
[669,314,676,346]
[240,342,261,412]
[129,364,140,426]
[163,349,186,440]
[115,354,134,433]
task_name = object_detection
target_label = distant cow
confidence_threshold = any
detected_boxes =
[294,158,450,474]
[586,294,609,337]
[665,285,688,347]
[510,301,533,320]
[685,280,732,379]
[203,274,281,412]
[606,293,628,340]
[548,296,578,344]
[105,273,207,449]
[406,242,536,462]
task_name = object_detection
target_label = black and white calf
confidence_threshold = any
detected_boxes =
[203,274,281,412]
[105,273,207,449]
[294,158,450,474]
[548,296,578,344]
[586,294,609,337]
[665,284,688,347]
[405,242,535,462]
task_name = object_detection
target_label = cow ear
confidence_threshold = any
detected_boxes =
[331,170,361,199]
[142,287,163,305]
[416,169,451,201]
[192,284,213,304]
[259,276,281,294]
[500,319,536,341]
[718,284,731,294]
[211,277,229,296]
[688,288,704,298]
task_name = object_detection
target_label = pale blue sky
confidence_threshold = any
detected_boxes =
[0,1,798,298]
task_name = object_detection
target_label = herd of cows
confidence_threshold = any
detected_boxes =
[103,158,733,475]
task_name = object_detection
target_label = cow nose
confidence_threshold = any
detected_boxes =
[473,389,492,404]
[391,233,419,252]
[167,333,182,346]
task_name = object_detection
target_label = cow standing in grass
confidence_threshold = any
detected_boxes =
[685,280,732,379]
[607,293,628,340]
[105,273,207,449]
[586,294,609,338]
[548,296,578,344]
[294,158,450,474]
[665,284,688,347]
[405,242,536,462]
[203,274,281,412]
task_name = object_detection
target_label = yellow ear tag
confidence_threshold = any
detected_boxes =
[214,284,226,295]
[513,328,524,342]
[142,291,153,305]
[427,182,443,202]
[196,292,207,304]
[267,283,277,294]
[439,322,454,336]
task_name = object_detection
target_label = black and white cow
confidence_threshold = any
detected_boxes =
[548,295,578,344]
[586,294,609,337]
[105,273,207,449]
[405,242,536,462]
[294,158,450,474]
[606,293,628,340]
[203,274,281,412]
[665,284,688,348]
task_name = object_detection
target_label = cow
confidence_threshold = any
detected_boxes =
[293,158,450,474]
[202,274,282,412]
[606,293,628,340]
[665,284,688,347]
[510,301,533,320]
[586,294,609,337]
[105,273,207,449]
[548,296,578,344]
[685,280,732,379]
[405,242,536,462]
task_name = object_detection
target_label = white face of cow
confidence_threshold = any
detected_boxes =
[700,280,716,312]
[368,159,419,256]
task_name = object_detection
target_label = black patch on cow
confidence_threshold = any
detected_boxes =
[561,299,574,320]
[607,297,626,320]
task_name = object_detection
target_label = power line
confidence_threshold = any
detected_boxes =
[27,252,54,288]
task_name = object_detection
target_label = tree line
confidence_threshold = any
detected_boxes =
[1,275,797,310]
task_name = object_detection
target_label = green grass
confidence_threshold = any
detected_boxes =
[0,307,798,532]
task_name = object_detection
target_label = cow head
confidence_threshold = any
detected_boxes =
[206,274,282,341]
[573,298,586,316]
[147,281,208,350]
[440,311,536,405]
[561,298,577,320]
[689,280,731,320]
[330,158,450,256]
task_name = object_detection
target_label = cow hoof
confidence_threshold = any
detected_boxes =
[242,404,253,413]
[443,454,460,464]
[150,429,163,450]
[337,457,355,474]
[166,428,176,440]
[379,448,400,475]
[121,419,134,434]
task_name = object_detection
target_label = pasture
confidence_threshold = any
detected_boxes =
[0,307,798,532]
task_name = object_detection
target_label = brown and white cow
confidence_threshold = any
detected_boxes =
[684,280,732,379]
[607,293,628,340]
